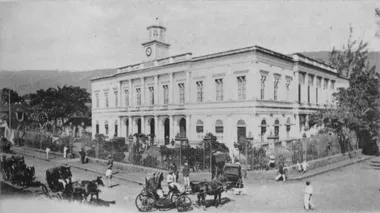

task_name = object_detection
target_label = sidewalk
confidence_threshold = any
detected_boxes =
[11,146,373,185]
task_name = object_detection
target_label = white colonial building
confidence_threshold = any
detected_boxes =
[91,21,349,152]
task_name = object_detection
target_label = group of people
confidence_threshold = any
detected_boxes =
[156,162,191,199]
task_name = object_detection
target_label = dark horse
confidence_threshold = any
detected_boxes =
[190,177,228,211]
[65,176,105,203]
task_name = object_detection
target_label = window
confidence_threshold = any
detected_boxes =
[96,121,99,134]
[95,93,99,108]
[114,120,118,137]
[274,119,280,136]
[237,76,246,100]
[308,75,313,103]
[260,120,267,141]
[124,89,129,106]
[286,118,291,138]
[196,120,204,133]
[163,85,169,105]
[299,73,305,103]
[215,79,224,101]
[153,29,158,37]
[274,77,280,101]
[149,86,154,105]
[316,77,321,104]
[260,75,266,100]
[104,92,109,108]
[114,91,118,107]
[323,79,328,90]
[215,120,224,133]
[105,121,109,135]
[136,88,141,106]
[196,81,203,102]
[331,81,335,90]
[178,83,185,104]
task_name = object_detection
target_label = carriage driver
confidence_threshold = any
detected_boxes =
[166,171,183,193]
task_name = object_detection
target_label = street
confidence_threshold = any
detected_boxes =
[1,154,380,213]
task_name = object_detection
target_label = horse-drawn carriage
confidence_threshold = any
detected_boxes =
[0,137,12,152]
[1,155,35,187]
[135,172,192,212]
[42,165,108,205]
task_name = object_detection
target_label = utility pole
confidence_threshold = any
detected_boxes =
[8,89,11,129]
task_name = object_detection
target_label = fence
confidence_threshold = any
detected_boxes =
[237,132,358,171]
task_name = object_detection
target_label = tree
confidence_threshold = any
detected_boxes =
[1,88,25,105]
[309,28,380,156]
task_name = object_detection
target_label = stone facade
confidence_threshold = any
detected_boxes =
[91,22,349,153]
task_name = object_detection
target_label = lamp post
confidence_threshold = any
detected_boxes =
[246,131,254,169]
[203,134,212,176]
[303,133,307,161]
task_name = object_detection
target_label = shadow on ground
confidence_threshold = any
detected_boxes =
[192,197,234,209]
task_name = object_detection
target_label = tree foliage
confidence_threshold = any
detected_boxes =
[1,88,25,105]
[309,28,380,156]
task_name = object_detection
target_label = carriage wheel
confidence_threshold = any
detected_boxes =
[170,192,180,204]
[135,193,155,212]
[176,195,192,212]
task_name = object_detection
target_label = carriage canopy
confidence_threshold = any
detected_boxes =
[145,171,164,192]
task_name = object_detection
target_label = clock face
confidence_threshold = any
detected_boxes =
[146,47,152,56]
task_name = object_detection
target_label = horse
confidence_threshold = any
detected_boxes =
[190,177,228,210]
[46,165,72,192]
[65,176,104,203]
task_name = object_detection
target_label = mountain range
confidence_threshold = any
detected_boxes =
[1,51,379,95]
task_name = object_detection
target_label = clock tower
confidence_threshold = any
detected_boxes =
[142,18,170,61]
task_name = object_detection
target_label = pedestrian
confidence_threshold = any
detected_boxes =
[297,161,302,173]
[275,162,286,182]
[166,171,183,193]
[63,145,68,159]
[79,148,86,164]
[105,155,113,188]
[182,163,190,190]
[45,146,51,160]
[304,181,315,210]
[302,160,309,173]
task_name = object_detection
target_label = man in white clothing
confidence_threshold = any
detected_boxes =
[167,171,182,192]
[304,181,315,210]
[63,146,68,159]
[46,147,51,160]
[302,160,309,173]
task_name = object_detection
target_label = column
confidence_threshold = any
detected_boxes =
[186,71,191,103]
[186,115,191,139]
[141,77,145,105]
[128,80,133,106]
[128,117,133,136]
[154,75,159,105]
[169,73,174,104]
[119,81,122,107]
[141,116,145,134]
[119,117,122,137]
[170,115,175,140]
[154,115,159,143]
[325,79,330,105]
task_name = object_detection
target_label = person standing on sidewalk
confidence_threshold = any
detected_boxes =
[63,145,68,159]
[304,181,315,210]
[46,146,51,160]
[275,162,286,182]
[182,163,190,190]
[302,160,309,173]
[79,148,86,164]
[105,155,114,188]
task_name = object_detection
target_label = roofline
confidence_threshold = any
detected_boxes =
[147,25,166,30]
[293,53,336,69]
[141,40,170,47]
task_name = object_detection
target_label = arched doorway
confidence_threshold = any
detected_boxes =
[136,118,141,134]
[179,118,186,138]
[164,118,170,143]
[237,120,246,143]
[150,118,155,136]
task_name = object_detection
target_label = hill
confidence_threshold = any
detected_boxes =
[0,52,379,95]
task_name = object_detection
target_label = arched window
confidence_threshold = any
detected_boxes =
[105,121,109,135]
[96,121,99,134]
[260,120,267,136]
[286,118,291,138]
[215,120,224,133]
[274,119,280,136]
[196,120,204,133]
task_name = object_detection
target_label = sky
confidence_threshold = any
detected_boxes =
[0,0,379,71]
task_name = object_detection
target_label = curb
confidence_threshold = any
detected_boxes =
[289,156,372,181]
[69,164,144,185]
